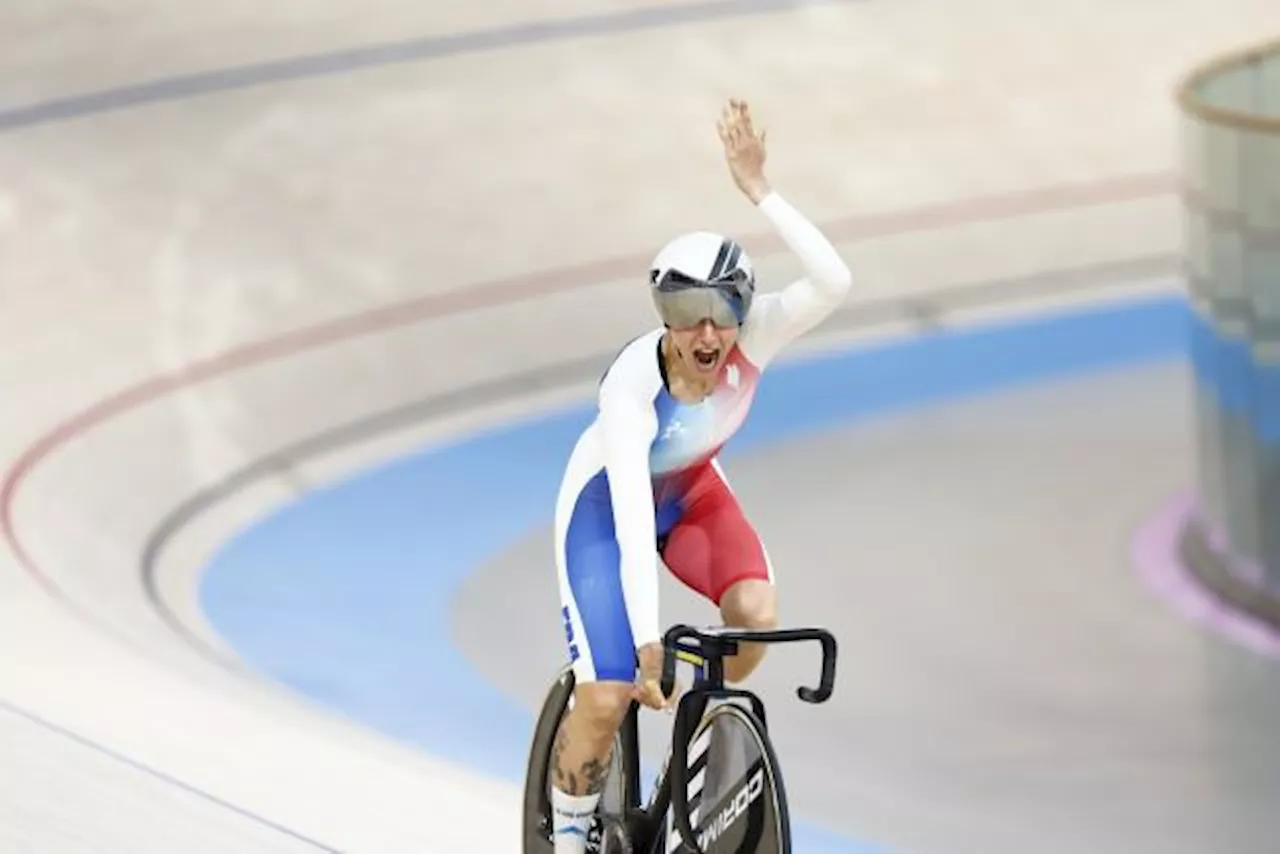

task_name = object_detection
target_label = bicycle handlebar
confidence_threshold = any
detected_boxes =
[659,623,838,703]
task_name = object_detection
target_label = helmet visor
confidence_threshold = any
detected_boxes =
[653,269,752,329]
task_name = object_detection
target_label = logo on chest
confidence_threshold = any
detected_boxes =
[658,379,753,452]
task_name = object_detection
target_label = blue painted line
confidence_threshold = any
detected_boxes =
[1186,309,1280,444]
[199,292,1191,852]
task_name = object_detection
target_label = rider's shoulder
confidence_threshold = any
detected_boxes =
[598,327,665,399]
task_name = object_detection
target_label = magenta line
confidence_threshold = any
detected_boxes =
[1131,491,1280,659]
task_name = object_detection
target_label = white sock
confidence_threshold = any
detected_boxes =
[551,787,600,853]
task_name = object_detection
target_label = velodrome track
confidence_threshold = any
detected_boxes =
[5,2,1280,852]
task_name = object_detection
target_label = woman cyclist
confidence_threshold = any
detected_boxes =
[548,99,853,851]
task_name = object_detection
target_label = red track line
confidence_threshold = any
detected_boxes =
[0,171,1176,603]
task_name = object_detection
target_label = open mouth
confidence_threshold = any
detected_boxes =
[692,346,720,372]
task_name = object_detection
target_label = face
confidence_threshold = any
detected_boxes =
[667,319,740,379]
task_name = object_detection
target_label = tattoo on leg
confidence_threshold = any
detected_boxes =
[581,754,609,795]
[550,723,612,796]
[551,722,572,791]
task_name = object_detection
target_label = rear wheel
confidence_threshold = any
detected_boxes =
[665,703,790,854]
[523,666,636,853]
[523,667,573,853]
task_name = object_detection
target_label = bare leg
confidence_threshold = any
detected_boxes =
[549,681,632,852]
[719,579,778,684]
[551,682,631,794]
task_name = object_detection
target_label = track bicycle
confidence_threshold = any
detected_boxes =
[522,623,838,853]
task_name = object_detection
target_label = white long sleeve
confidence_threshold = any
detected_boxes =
[740,191,854,366]
[596,370,663,649]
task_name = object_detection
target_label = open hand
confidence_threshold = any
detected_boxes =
[717,99,772,204]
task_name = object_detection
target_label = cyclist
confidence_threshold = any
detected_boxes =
[549,99,852,852]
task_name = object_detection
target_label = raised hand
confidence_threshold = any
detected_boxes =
[717,99,772,204]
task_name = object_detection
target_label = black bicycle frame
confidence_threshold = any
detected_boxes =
[618,624,837,854]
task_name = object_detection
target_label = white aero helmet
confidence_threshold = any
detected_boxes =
[649,231,755,329]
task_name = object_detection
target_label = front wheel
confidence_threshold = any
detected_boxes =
[667,703,791,854]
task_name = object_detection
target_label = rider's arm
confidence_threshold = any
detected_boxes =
[596,370,663,651]
[739,191,853,366]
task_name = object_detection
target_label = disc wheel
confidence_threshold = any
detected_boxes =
[666,703,790,854]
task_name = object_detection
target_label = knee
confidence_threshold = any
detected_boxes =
[720,581,776,683]
[721,579,777,630]
[569,682,633,742]
[742,591,777,631]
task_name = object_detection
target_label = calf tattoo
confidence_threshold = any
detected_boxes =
[581,754,609,794]
[551,722,612,796]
